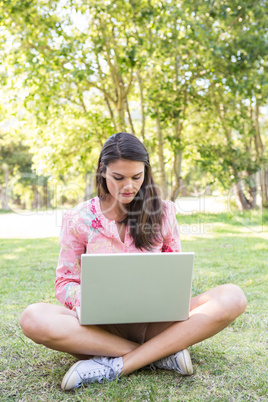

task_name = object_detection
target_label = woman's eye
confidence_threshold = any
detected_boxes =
[113,176,141,181]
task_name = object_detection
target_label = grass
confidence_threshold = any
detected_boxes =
[0,209,13,214]
[0,212,268,401]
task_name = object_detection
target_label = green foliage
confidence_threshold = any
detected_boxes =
[0,0,268,207]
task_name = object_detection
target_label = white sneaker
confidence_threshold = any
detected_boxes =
[152,349,193,375]
[61,356,123,391]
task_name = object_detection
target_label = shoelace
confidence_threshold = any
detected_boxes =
[155,355,176,370]
[80,364,116,384]
[156,354,186,374]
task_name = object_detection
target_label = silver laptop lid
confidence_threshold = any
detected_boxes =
[79,252,194,325]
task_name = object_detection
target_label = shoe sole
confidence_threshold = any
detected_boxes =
[178,349,194,375]
[61,360,83,391]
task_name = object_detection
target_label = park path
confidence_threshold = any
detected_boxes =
[0,209,64,238]
[0,197,228,239]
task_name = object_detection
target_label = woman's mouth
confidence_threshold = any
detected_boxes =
[121,193,134,197]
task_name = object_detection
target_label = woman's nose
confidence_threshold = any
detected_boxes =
[123,179,133,189]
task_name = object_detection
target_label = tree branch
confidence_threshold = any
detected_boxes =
[122,68,133,99]
[85,80,116,104]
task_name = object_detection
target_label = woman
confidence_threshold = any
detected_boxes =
[20,132,246,391]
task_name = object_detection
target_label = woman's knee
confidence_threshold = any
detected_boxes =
[215,284,247,322]
[230,283,247,315]
[20,303,52,344]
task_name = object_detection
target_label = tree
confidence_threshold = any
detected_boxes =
[1,0,267,209]
[0,131,35,209]
[194,0,268,209]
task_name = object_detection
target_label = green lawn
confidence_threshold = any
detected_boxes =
[0,212,267,401]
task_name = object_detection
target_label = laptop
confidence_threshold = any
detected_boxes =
[76,252,194,325]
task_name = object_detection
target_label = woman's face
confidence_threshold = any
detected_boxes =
[102,159,145,206]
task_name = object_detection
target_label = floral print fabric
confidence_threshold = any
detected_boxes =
[55,196,181,310]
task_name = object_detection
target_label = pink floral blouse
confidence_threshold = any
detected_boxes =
[55,196,181,310]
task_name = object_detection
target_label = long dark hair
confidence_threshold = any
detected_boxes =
[96,132,166,250]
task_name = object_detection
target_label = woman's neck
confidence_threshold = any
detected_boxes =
[99,196,127,222]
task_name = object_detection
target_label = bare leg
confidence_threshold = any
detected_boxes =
[20,284,246,377]
[20,303,139,358]
[121,284,247,375]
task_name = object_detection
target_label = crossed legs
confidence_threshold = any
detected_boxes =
[20,284,246,376]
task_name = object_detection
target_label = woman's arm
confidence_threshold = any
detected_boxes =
[55,209,87,310]
[161,201,181,253]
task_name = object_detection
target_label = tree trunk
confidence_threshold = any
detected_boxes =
[0,166,10,210]
[32,185,39,209]
[170,95,185,201]
[96,53,118,131]
[255,101,264,154]
[255,102,267,204]
[249,172,257,209]
[42,179,52,209]
[236,180,251,210]
[170,149,183,201]
[171,22,184,202]
[220,103,232,145]
[156,109,167,198]
[97,19,131,133]
[105,97,118,131]
[117,98,126,132]
[260,168,268,204]
[265,169,268,203]
[137,69,145,141]
[125,97,135,135]
[0,186,10,210]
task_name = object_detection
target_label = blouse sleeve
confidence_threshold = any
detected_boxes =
[55,209,88,310]
[161,200,181,253]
